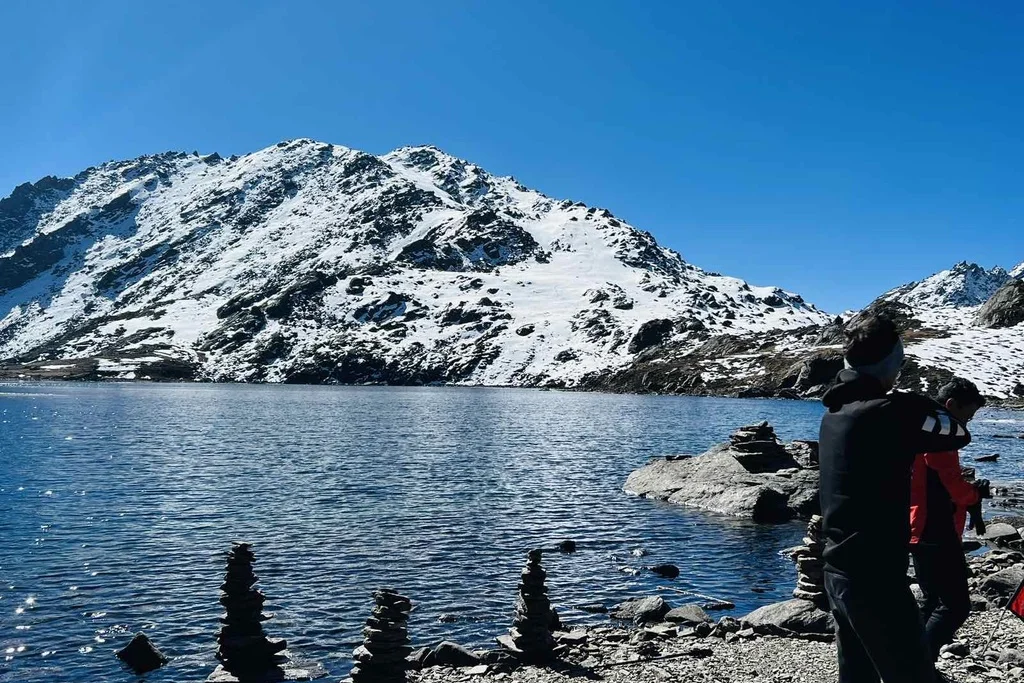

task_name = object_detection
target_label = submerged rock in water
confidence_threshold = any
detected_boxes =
[625,423,819,522]
[116,633,169,674]
[650,563,680,579]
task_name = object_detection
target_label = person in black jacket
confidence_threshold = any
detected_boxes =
[819,313,972,683]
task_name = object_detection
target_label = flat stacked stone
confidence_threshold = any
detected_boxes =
[791,516,827,605]
[349,589,412,683]
[729,422,798,473]
[209,543,288,680]
[730,421,777,446]
[497,550,558,663]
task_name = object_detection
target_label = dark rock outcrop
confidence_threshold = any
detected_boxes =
[610,596,670,624]
[116,633,169,674]
[628,319,675,354]
[976,280,1024,329]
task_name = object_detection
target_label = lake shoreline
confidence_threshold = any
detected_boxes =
[2,370,1023,410]
[408,547,1024,682]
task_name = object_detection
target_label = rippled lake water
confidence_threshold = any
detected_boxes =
[1,383,1021,682]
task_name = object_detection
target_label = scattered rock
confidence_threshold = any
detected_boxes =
[941,641,970,658]
[980,568,1024,603]
[649,564,680,579]
[983,524,1022,547]
[425,641,481,668]
[610,597,670,624]
[741,599,834,636]
[116,633,169,674]
[664,604,712,625]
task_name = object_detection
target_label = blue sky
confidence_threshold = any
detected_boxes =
[1,1,1021,312]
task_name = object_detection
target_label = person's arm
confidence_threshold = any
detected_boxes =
[893,392,972,452]
[923,451,980,507]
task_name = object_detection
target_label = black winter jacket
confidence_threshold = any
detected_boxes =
[819,369,971,578]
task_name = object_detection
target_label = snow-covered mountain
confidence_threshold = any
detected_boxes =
[594,258,1024,401]
[881,261,1012,309]
[879,261,1024,398]
[0,139,830,385]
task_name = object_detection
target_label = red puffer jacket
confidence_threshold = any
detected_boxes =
[909,450,980,545]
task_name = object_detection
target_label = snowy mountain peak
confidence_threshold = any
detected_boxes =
[1011,261,1024,280]
[0,139,830,385]
[881,261,1011,309]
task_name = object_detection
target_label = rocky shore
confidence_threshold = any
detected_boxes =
[626,422,1024,523]
[408,546,1024,683]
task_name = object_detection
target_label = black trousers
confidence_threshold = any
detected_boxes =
[825,570,936,683]
[911,542,971,660]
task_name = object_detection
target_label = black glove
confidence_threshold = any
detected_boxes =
[967,501,986,536]
[975,479,992,499]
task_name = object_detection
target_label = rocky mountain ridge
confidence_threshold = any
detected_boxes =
[0,139,828,386]
[1,139,1021,399]
[593,259,1024,401]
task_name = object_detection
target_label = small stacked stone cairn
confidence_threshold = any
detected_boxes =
[791,515,827,606]
[349,589,412,683]
[497,549,559,663]
[729,422,798,473]
[209,542,288,681]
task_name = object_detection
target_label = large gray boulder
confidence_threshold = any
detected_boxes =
[976,280,1024,329]
[625,423,819,523]
[664,604,712,625]
[741,599,834,635]
[980,568,1024,603]
[610,597,670,624]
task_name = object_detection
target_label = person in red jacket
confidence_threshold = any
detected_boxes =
[909,377,989,660]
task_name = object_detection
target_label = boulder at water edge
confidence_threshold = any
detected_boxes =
[625,423,819,522]
[610,596,670,624]
[741,599,834,636]
[664,604,712,625]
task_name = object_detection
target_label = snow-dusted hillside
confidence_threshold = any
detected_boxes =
[881,261,1012,309]
[0,139,829,385]
[876,261,1024,398]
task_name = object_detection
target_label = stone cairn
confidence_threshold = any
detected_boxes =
[729,422,796,473]
[497,549,558,663]
[349,589,412,683]
[791,515,827,606]
[210,542,288,680]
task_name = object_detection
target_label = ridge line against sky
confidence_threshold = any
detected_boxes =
[1,0,1021,312]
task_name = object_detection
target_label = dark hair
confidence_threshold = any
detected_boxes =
[844,313,901,366]
[937,377,986,408]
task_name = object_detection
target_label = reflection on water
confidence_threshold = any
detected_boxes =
[0,383,1020,681]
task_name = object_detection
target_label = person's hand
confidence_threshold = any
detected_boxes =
[967,501,986,535]
[974,479,992,499]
